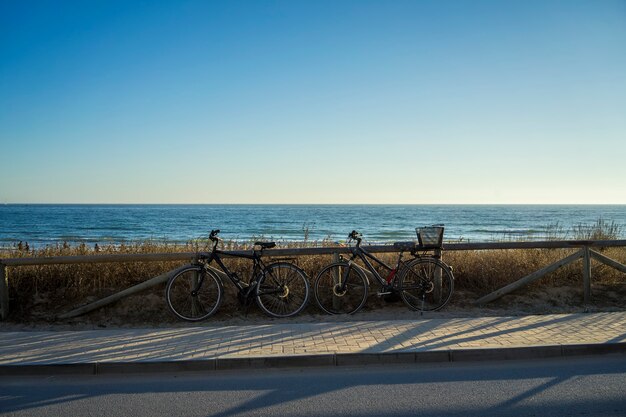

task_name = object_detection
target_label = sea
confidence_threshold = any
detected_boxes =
[0,204,625,248]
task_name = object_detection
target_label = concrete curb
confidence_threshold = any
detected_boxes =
[1,343,625,376]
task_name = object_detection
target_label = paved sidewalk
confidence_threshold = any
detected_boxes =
[1,312,625,373]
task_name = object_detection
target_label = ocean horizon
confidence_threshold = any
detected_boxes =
[1,204,625,248]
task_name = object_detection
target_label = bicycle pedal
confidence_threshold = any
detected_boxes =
[377,292,392,297]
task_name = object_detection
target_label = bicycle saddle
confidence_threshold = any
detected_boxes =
[254,241,276,249]
[393,241,418,251]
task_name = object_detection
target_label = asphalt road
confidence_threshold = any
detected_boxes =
[1,355,625,417]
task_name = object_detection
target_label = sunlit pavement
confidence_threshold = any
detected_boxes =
[0,312,624,373]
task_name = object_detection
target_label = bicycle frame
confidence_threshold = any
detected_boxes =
[198,242,269,292]
[341,243,410,290]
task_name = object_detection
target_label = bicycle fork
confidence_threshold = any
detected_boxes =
[190,267,206,296]
[333,263,350,296]
[336,260,375,296]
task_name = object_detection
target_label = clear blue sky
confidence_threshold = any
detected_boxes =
[1,0,625,204]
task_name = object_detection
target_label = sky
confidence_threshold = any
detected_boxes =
[1,0,625,204]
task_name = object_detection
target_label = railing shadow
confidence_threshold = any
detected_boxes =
[1,313,625,365]
[0,322,399,364]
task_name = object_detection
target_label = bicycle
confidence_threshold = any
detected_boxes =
[165,230,310,321]
[313,228,454,315]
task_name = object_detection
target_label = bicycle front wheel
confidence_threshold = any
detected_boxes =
[313,262,368,315]
[255,262,310,318]
[165,266,223,321]
[398,258,454,312]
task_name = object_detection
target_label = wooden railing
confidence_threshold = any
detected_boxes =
[1,239,625,320]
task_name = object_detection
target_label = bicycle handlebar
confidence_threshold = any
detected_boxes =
[209,229,221,241]
[209,230,222,251]
[348,230,362,247]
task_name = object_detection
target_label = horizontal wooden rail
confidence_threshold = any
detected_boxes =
[2,240,626,267]
[0,252,198,267]
[443,239,626,251]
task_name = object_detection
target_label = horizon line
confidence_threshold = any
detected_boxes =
[3,202,626,206]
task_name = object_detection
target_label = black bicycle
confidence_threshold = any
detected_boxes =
[313,229,454,315]
[166,230,310,321]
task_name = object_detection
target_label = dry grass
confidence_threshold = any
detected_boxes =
[1,221,625,324]
[445,247,626,292]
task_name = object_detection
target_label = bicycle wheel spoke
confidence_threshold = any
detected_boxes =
[403,291,422,303]
[283,270,299,286]
[399,258,453,312]
[313,262,368,315]
[166,268,223,321]
[255,263,310,318]
[194,297,206,316]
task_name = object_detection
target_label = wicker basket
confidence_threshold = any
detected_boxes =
[416,226,444,249]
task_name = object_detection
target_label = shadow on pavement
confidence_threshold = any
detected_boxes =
[1,355,625,416]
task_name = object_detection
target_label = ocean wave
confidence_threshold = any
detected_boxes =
[1,205,624,247]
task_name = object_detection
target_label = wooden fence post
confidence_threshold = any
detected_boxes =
[583,246,591,304]
[0,264,8,320]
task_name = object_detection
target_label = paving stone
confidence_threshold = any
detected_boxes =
[1,312,625,368]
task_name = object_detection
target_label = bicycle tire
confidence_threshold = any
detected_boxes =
[313,261,368,315]
[165,265,223,321]
[398,257,454,311]
[255,262,310,318]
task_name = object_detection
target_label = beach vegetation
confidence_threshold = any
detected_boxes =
[1,220,624,324]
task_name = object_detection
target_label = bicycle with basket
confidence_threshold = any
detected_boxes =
[313,225,454,315]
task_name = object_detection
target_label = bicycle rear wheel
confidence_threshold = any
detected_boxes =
[398,258,453,311]
[165,266,223,321]
[255,262,310,318]
[313,262,368,315]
